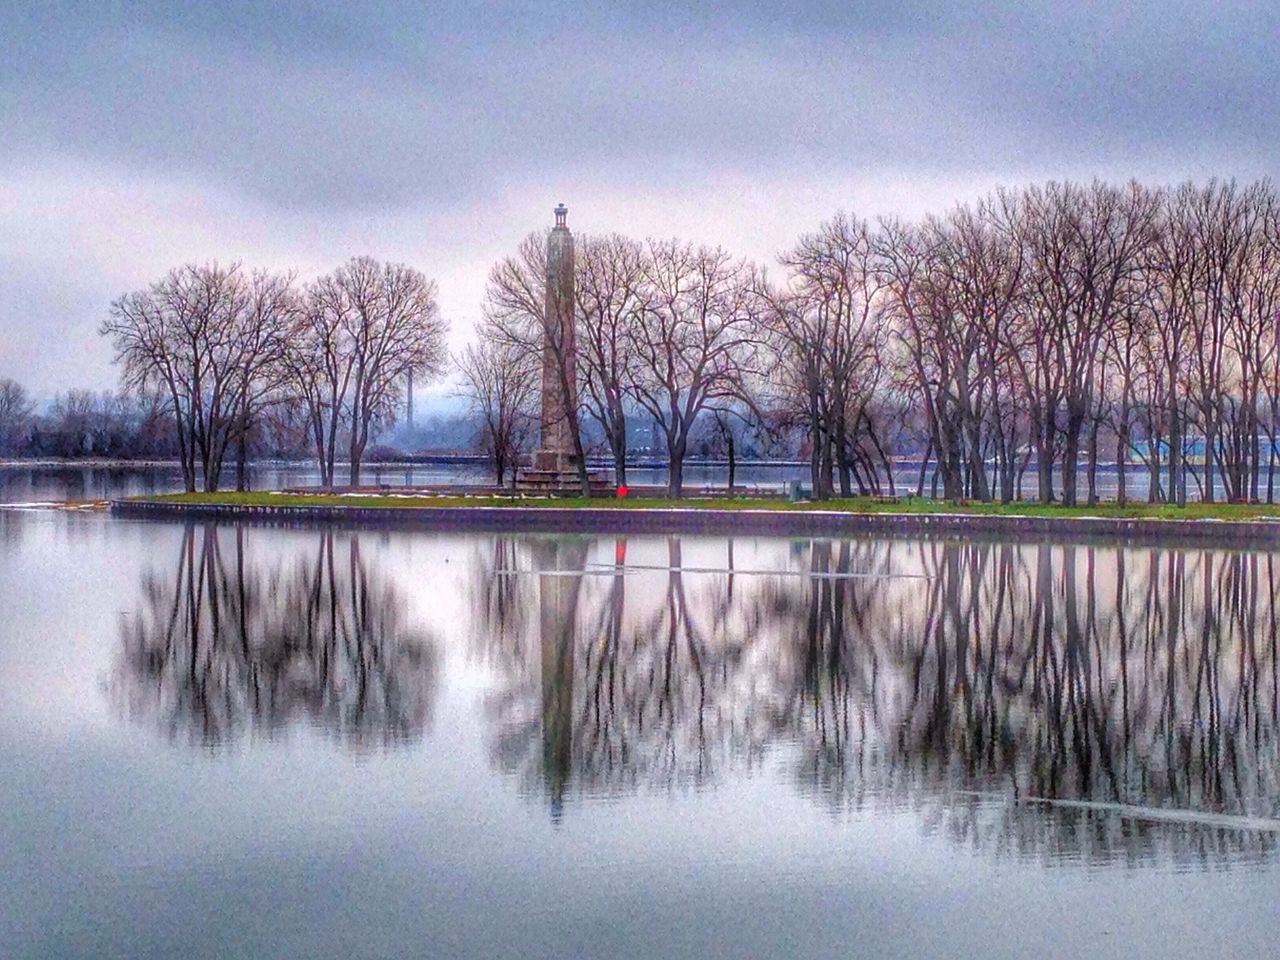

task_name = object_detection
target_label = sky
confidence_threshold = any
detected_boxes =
[2,0,1278,399]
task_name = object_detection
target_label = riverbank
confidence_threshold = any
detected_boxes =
[108,491,1280,545]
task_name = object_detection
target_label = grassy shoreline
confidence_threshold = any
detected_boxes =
[131,490,1280,522]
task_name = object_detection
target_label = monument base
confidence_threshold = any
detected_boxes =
[517,451,613,496]
[532,448,577,472]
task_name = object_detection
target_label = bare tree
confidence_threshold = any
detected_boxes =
[879,217,973,500]
[1256,193,1280,501]
[1229,183,1280,501]
[1001,182,1154,504]
[772,214,892,498]
[101,262,290,492]
[1141,184,1201,505]
[227,270,294,490]
[339,258,446,486]
[287,257,447,488]
[1101,276,1151,506]
[455,334,539,487]
[626,240,764,497]
[576,233,645,485]
[0,379,34,455]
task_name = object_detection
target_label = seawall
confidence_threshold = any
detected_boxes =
[108,498,1280,547]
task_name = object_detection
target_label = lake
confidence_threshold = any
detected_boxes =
[0,459,1227,505]
[1,502,1278,958]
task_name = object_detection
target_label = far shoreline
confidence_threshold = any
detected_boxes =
[108,492,1280,548]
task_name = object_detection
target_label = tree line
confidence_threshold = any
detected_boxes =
[95,258,447,491]
[0,382,171,459]
[462,178,1280,501]
[10,177,1280,502]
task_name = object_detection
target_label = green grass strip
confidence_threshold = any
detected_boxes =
[132,491,1280,521]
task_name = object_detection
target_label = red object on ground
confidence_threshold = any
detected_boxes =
[615,484,629,498]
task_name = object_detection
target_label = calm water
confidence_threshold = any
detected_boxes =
[0,461,823,503]
[0,460,1201,504]
[0,462,494,503]
[2,507,1278,958]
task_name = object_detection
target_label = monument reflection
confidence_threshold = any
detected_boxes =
[478,536,779,808]
[474,534,1280,866]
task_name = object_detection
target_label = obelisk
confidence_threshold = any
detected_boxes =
[535,203,577,472]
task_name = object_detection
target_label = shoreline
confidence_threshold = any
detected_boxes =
[109,495,1280,547]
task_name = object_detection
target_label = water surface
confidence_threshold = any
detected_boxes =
[1,511,1277,958]
[0,460,1192,504]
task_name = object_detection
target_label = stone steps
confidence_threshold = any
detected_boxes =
[516,468,614,496]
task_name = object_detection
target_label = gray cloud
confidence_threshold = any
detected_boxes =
[2,0,1278,392]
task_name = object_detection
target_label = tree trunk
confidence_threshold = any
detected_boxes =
[810,440,822,498]
[612,433,627,487]
[1202,421,1217,503]
[818,432,835,500]
[174,410,195,493]
[1250,398,1262,503]
[1116,431,1128,508]
[667,441,685,498]
[964,416,990,501]
[1146,430,1161,502]
[570,410,591,498]
[349,442,362,487]
[939,415,963,501]
[1268,430,1277,504]
[1117,384,1131,507]
[834,413,852,497]
[726,431,736,492]
[807,391,823,499]
[915,439,932,498]
[1036,432,1055,503]
[235,408,249,493]
[863,419,895,497]
[1085,415,1099,506]
[1168,398,1184,506]
[310,413,329,489]
[1061,408,1084,506]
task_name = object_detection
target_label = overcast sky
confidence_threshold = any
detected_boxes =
[3,0,1278,397]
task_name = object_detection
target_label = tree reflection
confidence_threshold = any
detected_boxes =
[113,524,437,748]
[0,509,22,546]
[474,533,1280,864]
[774,541,1280,815]
[770,538,1280,867]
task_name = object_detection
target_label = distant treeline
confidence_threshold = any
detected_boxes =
[0,378,480,462]
[0,376,792,468]
[0,385,178,460]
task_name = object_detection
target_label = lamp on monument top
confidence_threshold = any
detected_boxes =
[554,202,568,229]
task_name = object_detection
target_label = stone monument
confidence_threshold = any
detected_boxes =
[533,202,578,472]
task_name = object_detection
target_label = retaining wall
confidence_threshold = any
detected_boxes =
[108,498,1280,547]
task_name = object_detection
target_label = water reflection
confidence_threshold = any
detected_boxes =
[112,524,438,747]
[773,542,1280,817]
[478,537,785,814]
[0,508,21,546]
[473,535,1280,864]
[106,523,1280,865]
